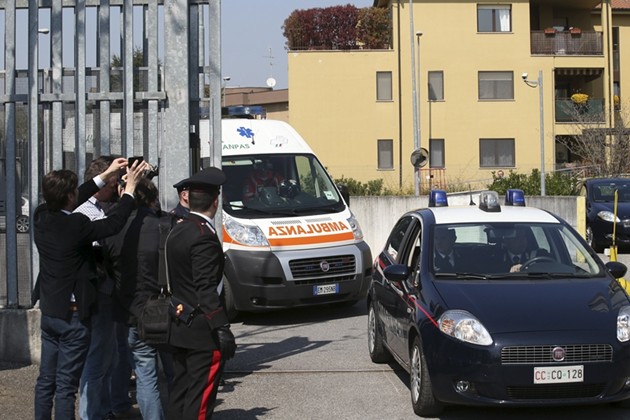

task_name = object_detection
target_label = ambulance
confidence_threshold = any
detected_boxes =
[217,118,372,319]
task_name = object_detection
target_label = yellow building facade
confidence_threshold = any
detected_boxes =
[288,0,622,193]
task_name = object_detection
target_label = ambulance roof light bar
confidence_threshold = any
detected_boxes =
[429,190,448,207]
[479,191,501,212]
[505,189,526,206]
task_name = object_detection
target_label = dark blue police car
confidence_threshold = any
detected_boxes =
[368,189,630,416]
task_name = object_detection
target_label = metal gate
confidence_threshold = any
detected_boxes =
[0,0,222,308]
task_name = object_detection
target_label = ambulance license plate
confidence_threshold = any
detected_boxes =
[533,365,584,384]
[314,284,339,296]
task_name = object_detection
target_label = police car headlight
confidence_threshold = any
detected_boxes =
[617,306,630,342]
[438,310,493,346]
[598,210,620,223]
[347,213,364,240]
[223,216,269,247]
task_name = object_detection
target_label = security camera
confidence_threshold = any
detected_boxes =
[521,73,528,80]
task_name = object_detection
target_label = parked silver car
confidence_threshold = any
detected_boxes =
[0,195,30,233]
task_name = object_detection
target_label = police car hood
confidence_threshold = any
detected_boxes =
[433,278,627,334]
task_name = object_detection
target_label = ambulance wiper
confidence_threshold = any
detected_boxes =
[225,203,273,215]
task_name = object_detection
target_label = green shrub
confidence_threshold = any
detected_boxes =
[487,169,579,196]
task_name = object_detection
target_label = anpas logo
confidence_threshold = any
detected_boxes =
[269,221,350,237]
[223,126,254,151]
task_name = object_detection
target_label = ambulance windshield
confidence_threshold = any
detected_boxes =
[221,153,345,217]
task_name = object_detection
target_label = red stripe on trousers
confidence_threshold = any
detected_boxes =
[198,350,222,420]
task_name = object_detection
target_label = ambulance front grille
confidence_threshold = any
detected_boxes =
[289,255,356,279]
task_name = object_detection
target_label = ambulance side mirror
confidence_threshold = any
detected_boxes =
[337,183,350,206]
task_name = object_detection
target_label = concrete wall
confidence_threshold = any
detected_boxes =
[350,194,584,258]
[0,194,583,364]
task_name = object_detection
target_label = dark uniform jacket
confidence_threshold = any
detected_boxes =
[166,213,228,349]
[34,180,136,320]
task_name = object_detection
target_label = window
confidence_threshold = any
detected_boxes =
[377,139,393,170]
[478,71,513,100]
[479,138,515,167]
[429,139,444,168]
[376,71,392,101]
[477,5,511,32]
[428,71,444,101]
[385,216,413,260]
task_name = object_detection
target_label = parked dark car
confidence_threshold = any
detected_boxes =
[0,195,29,233]
[580,178,630,252]
[368,190,630,416]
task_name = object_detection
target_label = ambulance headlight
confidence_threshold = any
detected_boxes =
[347,213,364,240]
[223,216,269,247]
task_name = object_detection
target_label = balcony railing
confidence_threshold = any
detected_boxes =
[555,98,605,123]
[531,31,602,55]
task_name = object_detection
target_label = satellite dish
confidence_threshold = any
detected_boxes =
[266,77,277,88]
[410,148,429,168]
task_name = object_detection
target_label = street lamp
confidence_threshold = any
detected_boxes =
[416,31,423,192]
[222,76,231,108]
[409,0,420,196]
[523,70,546,196]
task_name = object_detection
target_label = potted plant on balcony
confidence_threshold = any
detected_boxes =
[571,92,589,114]
[544,27,556,35]
[569,27,582,36]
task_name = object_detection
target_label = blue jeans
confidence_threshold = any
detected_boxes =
[128,327,165,420]
[35,312,90,420]
[79,293,115,420]
[109,321,133,414]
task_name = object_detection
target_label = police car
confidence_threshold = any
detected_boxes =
[368,189,630,416]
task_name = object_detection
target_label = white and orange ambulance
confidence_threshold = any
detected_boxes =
[217,118,372,318]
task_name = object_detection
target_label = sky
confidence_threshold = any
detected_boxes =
[221,0,374,89]
[221,1,374,90]
[6,1,373,90]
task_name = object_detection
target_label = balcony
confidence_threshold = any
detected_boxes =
[555,98,605,123]
[531,31,602,55]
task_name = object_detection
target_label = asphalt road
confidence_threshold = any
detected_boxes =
[2,251,630,419]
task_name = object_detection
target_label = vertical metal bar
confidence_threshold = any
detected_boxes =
[208,0,222,238]
[162,0,190,212]
[123,0,133,157]
[538,70,545,196]
[28,0,40,305]
[4,0,17,307]
[99,0,112,156]
[75,0,87,178]
[145,1,158,168]
[51,0,63,170]
[189,4,200,172]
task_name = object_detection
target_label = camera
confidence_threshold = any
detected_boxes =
[521,73,528,80]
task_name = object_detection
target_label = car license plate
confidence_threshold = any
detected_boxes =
[313,284,339,296]
[533,365,584,384]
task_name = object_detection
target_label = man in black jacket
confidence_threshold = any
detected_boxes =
[33,158,146,420]
[166,167,236,420]
[103,178,165,420]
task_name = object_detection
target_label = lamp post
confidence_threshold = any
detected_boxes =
[416,31,423,191]
[523,70,546,196]
[409,0,420,196]
[222,76,231,108]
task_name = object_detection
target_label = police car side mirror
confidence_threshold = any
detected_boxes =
[337,183,350,206]
[606,261,627,279]
[383,264,410,290]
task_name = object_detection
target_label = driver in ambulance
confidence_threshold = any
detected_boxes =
[242,160,284,201]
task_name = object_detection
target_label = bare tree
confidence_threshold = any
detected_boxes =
[557,99,630,178]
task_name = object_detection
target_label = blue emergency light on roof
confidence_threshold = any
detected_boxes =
[479,191,501,212]
[505,189,526,206]
[429,190,448,207]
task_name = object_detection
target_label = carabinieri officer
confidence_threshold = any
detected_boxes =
[165,167,236,419]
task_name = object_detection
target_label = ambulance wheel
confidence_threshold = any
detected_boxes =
[224,279,239,322]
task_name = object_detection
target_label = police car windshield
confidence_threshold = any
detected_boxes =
[220,154,344,218]
[430,222,602,278]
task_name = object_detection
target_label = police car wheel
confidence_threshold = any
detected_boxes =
[367,301,390,363]
[410,335,443,416]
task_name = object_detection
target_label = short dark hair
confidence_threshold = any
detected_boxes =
[189,188,219,212]
[42,170,78,211]
[84,155,116,182]
[134,178,159,208]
